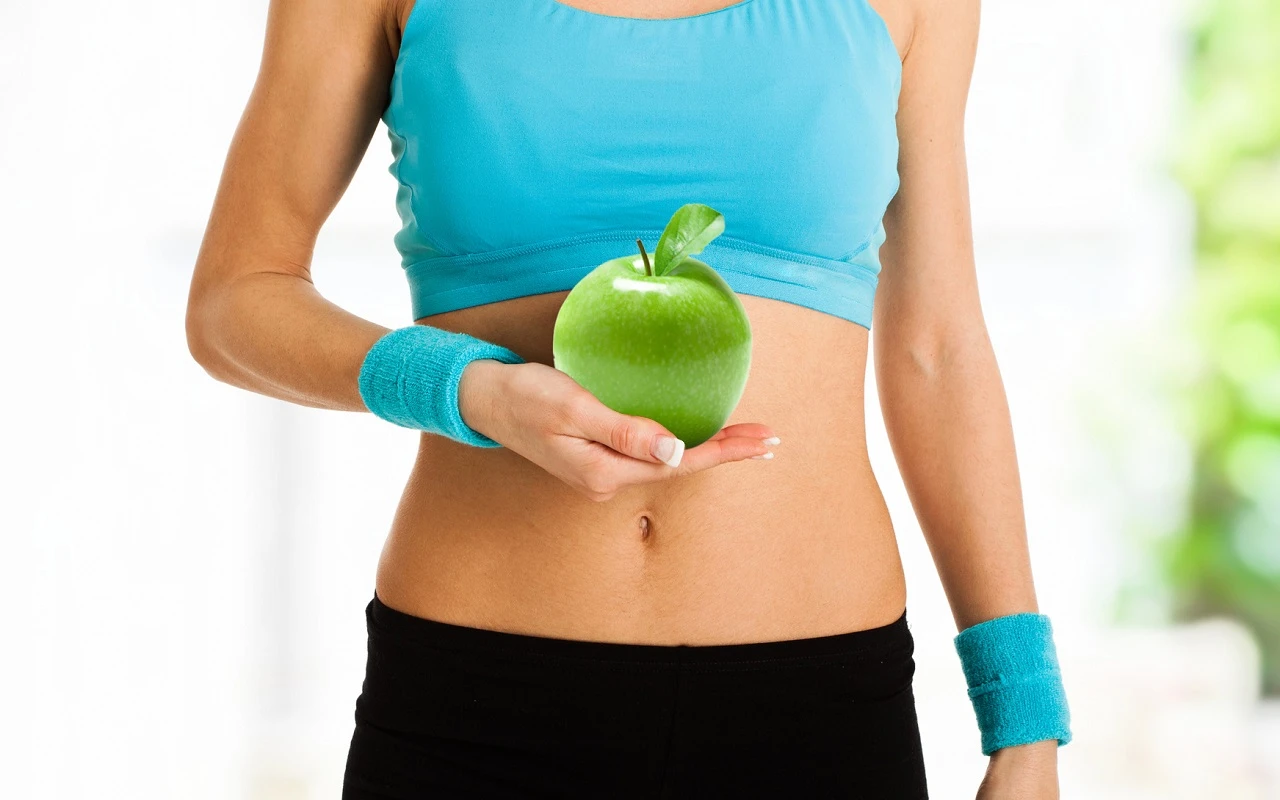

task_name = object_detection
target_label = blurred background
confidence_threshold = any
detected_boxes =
[2,0,1278,796]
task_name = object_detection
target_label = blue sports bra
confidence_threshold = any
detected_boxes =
[384,0,902,329]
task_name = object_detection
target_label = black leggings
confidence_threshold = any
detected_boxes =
[343,596,928,799]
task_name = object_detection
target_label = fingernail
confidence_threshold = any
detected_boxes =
[652,435,685,468]
[751,451,775,460]
[762,436,781,446]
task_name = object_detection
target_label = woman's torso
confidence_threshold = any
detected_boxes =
[375,0,912,646]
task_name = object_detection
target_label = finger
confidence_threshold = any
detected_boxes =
[704,423,779,443]
[679,434,773,471]
[592,432,773,489]
[569,401,686,467]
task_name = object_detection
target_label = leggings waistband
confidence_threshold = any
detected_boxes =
[368,594,913,668]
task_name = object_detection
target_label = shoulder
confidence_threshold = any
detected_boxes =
[256,0,406,71]
[263,0,404,44]
[865,0,979,64]
[902,0,979,63]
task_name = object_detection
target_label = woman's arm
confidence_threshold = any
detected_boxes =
[185,0,773,497]
[186,0,401,411]
[874,0,1059,794]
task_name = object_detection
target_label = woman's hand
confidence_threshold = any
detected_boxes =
[976,740,1059,799]
[459,359,777,502]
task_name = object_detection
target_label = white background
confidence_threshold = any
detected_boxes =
[2,0,1276,797]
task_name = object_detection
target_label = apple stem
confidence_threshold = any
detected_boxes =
[637,239,653,277]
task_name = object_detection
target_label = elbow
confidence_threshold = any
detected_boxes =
[878,316,993,382]
[184,283,230,383]
[876,333,949,386]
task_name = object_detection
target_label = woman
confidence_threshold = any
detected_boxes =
[187,0,1071,796]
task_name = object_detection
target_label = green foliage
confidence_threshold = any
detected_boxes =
[1168,0,1280,694]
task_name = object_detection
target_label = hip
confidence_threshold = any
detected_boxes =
[342,594,929,799]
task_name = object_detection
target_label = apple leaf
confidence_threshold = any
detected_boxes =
[653,203,725,276]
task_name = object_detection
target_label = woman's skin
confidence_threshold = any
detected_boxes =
[186,0,1059,795]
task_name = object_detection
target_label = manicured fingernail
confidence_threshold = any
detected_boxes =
[751,451,775,460]
[762,436,781,446]
[652,435,684,468]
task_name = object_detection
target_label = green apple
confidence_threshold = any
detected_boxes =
[552,203,752,448]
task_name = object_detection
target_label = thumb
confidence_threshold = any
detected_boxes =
[579,406,685,468]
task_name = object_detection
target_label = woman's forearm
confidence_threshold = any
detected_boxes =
[186,267,389,412]
[876,326,1038,631]
[183,0,405,415]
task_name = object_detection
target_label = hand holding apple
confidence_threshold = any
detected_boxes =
[457,359,776,502]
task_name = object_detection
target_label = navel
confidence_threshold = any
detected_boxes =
[638,513,652,542]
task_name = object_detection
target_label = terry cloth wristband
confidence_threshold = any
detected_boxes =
[954,613,1072,755]
[358,325,526,447]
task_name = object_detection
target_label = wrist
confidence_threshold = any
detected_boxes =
[984,739,1059,797]
[458,358,516,444]
[357,325,525,446]
[954,613,1072,756]
[990,739,1058,765]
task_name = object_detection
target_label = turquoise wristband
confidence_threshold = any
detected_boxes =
[357,325,525,447]
[954,613,1072,756]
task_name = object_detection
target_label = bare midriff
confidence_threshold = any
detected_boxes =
[374,289,908,646]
